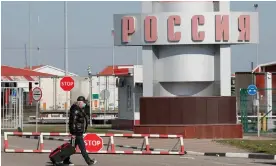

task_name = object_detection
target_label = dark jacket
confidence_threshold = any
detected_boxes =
[69,104,88,135]
[84,104,90,118]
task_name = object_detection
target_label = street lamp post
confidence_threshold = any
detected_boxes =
[254,3,259,67]
[28,2,32,70]
[254,3,260,137]
[87,66,93,127]
[64,1,69,133]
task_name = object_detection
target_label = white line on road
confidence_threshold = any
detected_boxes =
[212,161,237,165]
[180,156,195,160]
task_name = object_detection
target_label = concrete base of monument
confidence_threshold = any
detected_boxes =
[112,119,140,130]
[133,124,243,139]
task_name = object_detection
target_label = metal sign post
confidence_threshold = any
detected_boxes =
[100,89,110,125]
[87,66,93,127]
[35,101,39,132]
[256,92,260,137]
[89,78,93,127]
[32,87,42,132]
[247,84,260,137]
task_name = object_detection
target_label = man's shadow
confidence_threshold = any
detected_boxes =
[254,161,276,165]
[45,161,53,166]
[45,161,85,166]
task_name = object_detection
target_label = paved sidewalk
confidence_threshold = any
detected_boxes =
[183,139,248,153]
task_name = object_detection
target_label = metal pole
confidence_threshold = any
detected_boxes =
[37,15,40,65]
[254,4,259,67]
[112,46,115,75]
[21,88,24,131]
[254,3,260,138]
[24,44,28,67]
[28,2,32,70]
[136,47,139,65]
[113,76,116,111]
[112,29,115,75]
[133,88,136,126]
[64,1,69,133]
[251,62,255,115]
[112,29,116,112]
[18,88,22,129]
[88,66,93,127]
[257,92,260,137]
[104,76,107,125]
[36,101,38,132]
[90,77,93,127]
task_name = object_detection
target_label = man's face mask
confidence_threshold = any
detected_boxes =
[78,101,86,108]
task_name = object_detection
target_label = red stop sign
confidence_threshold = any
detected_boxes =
[60,76,74,91]
[84,134,103,152]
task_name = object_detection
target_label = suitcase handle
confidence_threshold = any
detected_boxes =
[71,137,76,148]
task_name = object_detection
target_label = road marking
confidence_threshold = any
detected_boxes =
[185,151,205,156]
[226,153,249,158]
[180,156,195,160]
[213,162,237,165]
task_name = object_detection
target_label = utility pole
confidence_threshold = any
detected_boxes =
[87,66,93,127]
[254,3,259,67]
[28,2,32,70]
[24,44,28,67]
[104,76,108,125]
[254,3,260,137]
[64,1,69,133]
[111,29,115,75]
[136,47,139,65]
[64,1,68,76]
[37,15,40,65]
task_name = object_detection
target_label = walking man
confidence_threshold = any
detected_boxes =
[63,96,97,166]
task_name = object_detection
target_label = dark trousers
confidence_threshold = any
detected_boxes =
[64,135,91,164]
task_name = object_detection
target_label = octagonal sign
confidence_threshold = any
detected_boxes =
[84,134,103,152]
[60,76,74,91]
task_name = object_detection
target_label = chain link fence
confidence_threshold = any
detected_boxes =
[239,88,276,136]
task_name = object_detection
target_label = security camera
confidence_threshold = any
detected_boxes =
[254,4,258,8]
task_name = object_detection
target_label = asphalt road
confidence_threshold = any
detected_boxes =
[2,136,276,166]
[3,151,276,166]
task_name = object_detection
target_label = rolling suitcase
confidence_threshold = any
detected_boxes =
[49,138,76,165]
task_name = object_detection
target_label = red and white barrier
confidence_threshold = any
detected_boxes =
[4,132,185,155]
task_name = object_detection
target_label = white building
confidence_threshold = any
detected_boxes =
[113,65,143,129]
[30,64,135,113]
[39,76,118,112]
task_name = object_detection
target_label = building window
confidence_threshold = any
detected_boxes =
[127,85,132,110]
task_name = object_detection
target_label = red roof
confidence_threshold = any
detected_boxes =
[99,65,133,76]
[252,61,276,73]
[1,65,54,77]
[1,75,39,82]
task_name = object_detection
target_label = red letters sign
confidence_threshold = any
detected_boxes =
[84,134,103,152]
[60,76,74,91]
[121,14,251,43]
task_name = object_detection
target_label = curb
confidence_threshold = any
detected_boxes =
[185,151,276,160]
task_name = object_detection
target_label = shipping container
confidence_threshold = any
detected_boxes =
[39,77,69,111]
[39,76,118,112]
